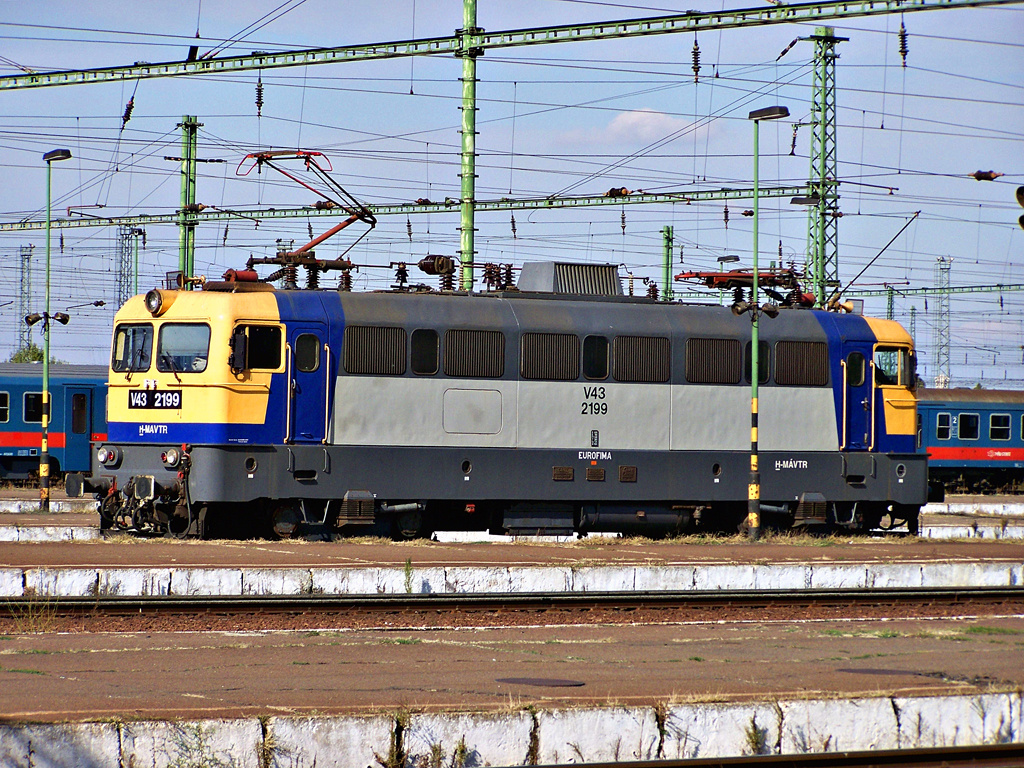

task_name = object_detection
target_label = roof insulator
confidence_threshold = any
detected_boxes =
[121,97,134,132]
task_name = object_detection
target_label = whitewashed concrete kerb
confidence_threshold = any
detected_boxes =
[1,560,1022,598]
[0,693,1019,767]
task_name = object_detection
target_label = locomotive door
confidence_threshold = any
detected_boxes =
[842,348,872,451]
[63,387,93,472]
[286,325,328,443]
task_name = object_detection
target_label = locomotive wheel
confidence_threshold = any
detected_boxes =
[270,502,303,539]
[392,508,425,540]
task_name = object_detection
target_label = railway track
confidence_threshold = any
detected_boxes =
[538,742,1024,767]
[3,586,1022,621]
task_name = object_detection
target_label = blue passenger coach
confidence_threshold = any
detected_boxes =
[918,388,1024,492]
[0,363,107,480]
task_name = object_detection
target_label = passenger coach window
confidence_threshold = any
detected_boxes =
[295,334,321,373]
[344,325,406,375]
[521,332,580,381]
[0,392,8,423]
[411,329,439,375]
[71,393,88,434]
[958,413,979,441]
[990,413,1011,441]
[24,393,42,423]
[583,335,609,380]
[111,323,153,373]
[936,413,951,440]
[873,346,910,386]
[157,323,211,373]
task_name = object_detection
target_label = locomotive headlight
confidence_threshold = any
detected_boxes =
[144,289,176,316]
[97,446,121,467]
[161,447,181,468]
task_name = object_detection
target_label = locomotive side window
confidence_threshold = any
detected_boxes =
[958,413,979,441]
[157,323,211,373]
[443,329,505,378]
[846,352,866,387]
[685,338,740,384]
[111,323,153,373]
[873,346,910,386]
[295,333,321,373]
[583,335,609,380]
[775,341,828,386]
[24,392,42,423]
[0,392,7,423]
[411,329,439,375]
[71,393,88,434]
[990,413,1011,441]
[521,332,580,381]
[613,336,670,383]
[936,413,951,440]
[743,340,770,385]
[344,325,406,375]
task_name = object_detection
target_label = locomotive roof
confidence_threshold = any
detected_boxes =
[917,387,1024,405]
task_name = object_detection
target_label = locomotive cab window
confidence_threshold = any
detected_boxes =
[0,392,8,423]
[583,335,609,380]
[411,329,438,375]
[990,413,1011,441]
[958,412,979,441]
[295,334,321,373]
[936,412,951,440]
[111,323,153,373]
[24,392,42,423]
[157,323,211,373]
[873,345,911,386]
[229,325,282,371]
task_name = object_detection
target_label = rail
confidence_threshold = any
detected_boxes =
[3,586,1021,618]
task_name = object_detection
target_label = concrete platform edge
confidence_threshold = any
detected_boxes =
[0,692,1019,767]
[3,560,1023,598]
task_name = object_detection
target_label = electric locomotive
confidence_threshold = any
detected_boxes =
[68,262,926,537]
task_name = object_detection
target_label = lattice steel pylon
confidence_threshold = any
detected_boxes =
[807,27,846,306]
[117,226,144,307]
[933,256,952,388]
[18,245,33,350]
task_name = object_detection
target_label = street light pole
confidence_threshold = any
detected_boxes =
[40,148,71,513]
[746,107,788,541]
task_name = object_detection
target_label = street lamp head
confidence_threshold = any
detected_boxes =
[748,106,790,122]
[790,195,821,206]
[43,148,72,163]
[24,313,42,326]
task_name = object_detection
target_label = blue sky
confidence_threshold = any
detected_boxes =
[0,0,1021,386]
